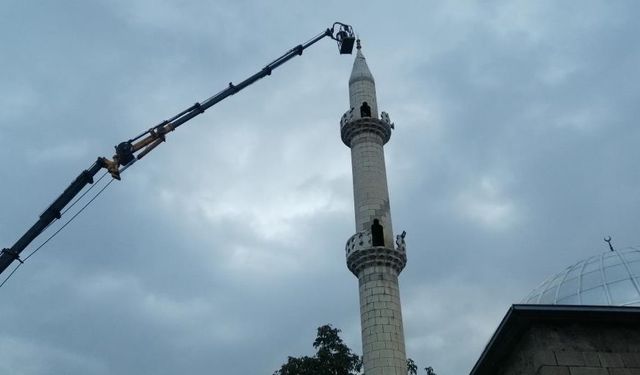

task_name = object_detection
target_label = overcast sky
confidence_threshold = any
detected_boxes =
[1,1,639,374]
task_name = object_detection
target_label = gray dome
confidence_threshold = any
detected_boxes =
[523,247,640,306]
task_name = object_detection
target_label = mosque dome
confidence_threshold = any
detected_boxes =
[523,247,640,306]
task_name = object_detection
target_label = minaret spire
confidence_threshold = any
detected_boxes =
[347,40,379,127]
[340,42,408,375]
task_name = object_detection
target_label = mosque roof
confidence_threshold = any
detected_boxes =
[523,247,640,306]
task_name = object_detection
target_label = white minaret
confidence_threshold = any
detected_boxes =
[341,40,408,375]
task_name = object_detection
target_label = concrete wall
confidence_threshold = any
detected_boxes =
[495,320,640,375]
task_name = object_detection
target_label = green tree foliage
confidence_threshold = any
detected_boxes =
[273,325,362,375]
[408,358,437,375]
[407,358,418,375]
[274,325,437,375]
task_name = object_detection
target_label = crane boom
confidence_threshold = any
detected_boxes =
[0,22,356,277]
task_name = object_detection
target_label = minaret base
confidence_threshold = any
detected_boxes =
[345,232,407,375]
[359,265,407,375]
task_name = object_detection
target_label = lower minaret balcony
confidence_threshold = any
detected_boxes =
[345,230,407,276]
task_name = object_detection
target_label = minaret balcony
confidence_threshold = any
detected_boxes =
[345,229,407,276]
[340,111,393,147]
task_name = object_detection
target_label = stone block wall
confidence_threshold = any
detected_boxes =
[534,350,640,374]
[495,321,640,375]
[359,265,407,375]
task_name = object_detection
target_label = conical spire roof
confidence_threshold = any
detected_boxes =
[349,40,375,85]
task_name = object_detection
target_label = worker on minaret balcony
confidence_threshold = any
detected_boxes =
[341,40,408,375]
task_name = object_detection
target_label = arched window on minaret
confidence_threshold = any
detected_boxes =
[371,219,384,246]
[360,102,371,118]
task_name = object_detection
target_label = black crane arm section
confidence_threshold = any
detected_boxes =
[0,22,355,277]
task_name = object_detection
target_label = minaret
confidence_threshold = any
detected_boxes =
[341,40,408,375]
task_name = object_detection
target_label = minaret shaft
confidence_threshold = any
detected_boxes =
[350,134,394,248]
[342,42,408,375]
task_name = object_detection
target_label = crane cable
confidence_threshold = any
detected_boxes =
[61,171,110,216]
[36,170,111,236]
[0,172,115,289]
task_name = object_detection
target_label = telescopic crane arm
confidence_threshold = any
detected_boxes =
[0,22,356,277]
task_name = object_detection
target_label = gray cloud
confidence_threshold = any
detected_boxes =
[1,1,639,374]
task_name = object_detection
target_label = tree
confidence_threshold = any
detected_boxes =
[407,358,437,375]
[273,325,362,375]
[407,358,418,375]
[274,326,437,375]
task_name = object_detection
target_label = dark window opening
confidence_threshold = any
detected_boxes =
[360,102,371,118]
[371,219,384,246]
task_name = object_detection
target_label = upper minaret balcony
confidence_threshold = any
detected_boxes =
[340,40,394,147]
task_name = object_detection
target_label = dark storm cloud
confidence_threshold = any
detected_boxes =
[1,1,639,375]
